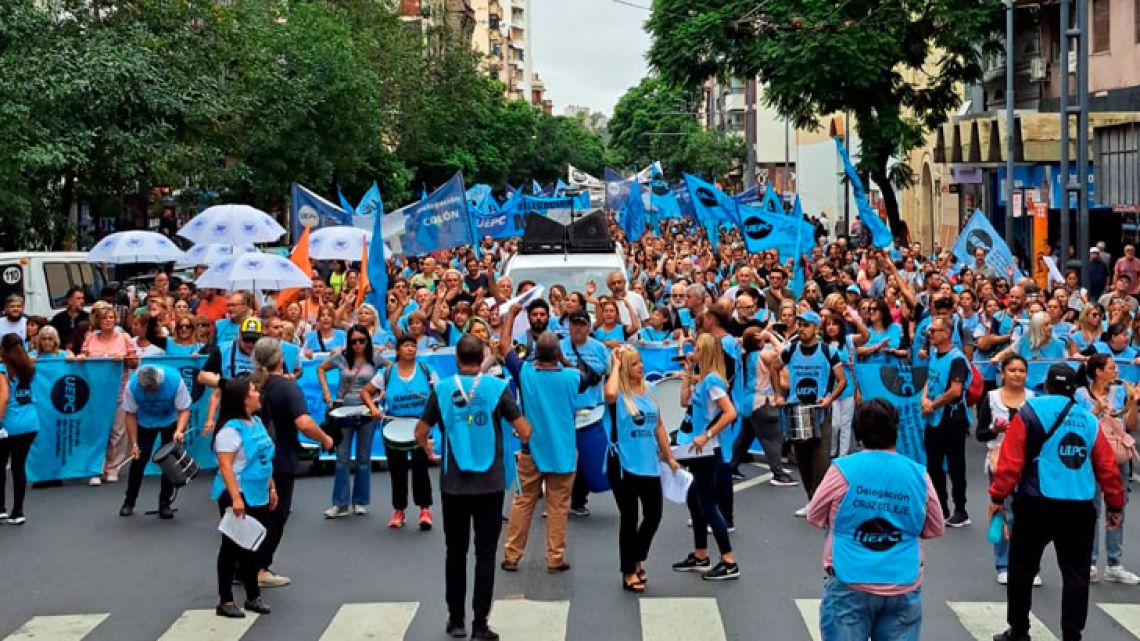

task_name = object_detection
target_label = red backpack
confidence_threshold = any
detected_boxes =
[966,362,985,406]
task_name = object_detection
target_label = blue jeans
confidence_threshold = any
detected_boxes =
[820,576,922,641]
[332,420,375,508]
[987,465,1014,571]
[1092,462,1130,566]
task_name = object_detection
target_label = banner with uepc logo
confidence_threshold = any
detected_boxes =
[26,359,123,483]
[855,363,928,466]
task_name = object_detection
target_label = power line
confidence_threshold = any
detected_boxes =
[609,0,651,10]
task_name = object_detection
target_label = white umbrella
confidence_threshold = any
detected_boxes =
[308,225,373,261]
[86,231,185,264]
[177,204,286,246]
[176,243,258,267]
[195,253,311,292]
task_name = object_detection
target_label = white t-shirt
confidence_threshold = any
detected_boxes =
[215,426,247,474]
[0,316,27,340]
[121,368,192,413]
[616,291,650,325]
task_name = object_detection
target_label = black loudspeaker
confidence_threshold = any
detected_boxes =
[521,213,568,253]
[568,210,611,250]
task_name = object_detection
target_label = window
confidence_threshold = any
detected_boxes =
[1093,0,1110,52]
[44,262,71,310]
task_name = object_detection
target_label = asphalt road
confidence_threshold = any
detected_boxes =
[2,437,1140,641]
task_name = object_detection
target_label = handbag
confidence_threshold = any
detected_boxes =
[1099,414,1137,465]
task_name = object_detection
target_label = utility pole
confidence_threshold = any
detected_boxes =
[1059,0,1090,283]
[1004,0,1016,248]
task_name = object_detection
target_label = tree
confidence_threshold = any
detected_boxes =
[608,76,744,180]
[646,0,1002,235]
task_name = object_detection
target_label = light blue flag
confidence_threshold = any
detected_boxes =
[290,183,348,243]
[338,188,355,217]
[682,173,739,251]
[952,209,1027,282]
[622,181,647,242]
[466,184,495,214]
[605,167,632,212]
[737,202,815,296]
[399,172,474,256]
[648,174,681,221]
[835,137,893,248]
[364,186,389,325]
[673,183,695,219]
[854,363,928,465]
[733,184,761,206]
[353,181,382,230]
[790,195,808,296]
[531,179,543,195]
[474,189,526,240]
[554,179,568,197]
[142,356,216,476]
[26,359,124,482]
[761,181,784,214]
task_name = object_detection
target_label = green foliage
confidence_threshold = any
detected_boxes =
[646,0,1003,232]
[608,76,744,180]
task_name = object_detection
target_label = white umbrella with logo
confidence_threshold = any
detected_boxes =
[308,225,390,261]
[175,243,258,268]
[85,231,185,264]
[177,204,286,246]
[195,253,312,292]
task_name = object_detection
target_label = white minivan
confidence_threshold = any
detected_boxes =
[0,252,109,318]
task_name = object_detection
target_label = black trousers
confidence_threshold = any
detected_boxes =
[1007,496,1096,641]
[607,463,663,575]
[124,425,175,508]
[442,491,503,628]
[684,451,732,555]
[571,462,590,508]
[793,416,833,499]
[0,432,36,514]
[386,444,433,510]
[925,415,968,514]
[216,493,270,604]
[730,407,788,477]
[260,471,295,570]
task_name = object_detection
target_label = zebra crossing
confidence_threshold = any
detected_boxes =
[5,599,1140,641]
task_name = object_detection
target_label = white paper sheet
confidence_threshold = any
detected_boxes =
[218,507,267,551]
[659,463,694,504]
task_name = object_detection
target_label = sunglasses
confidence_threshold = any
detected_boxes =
[178,324,193,329]
[350,338,368,345]
[240,335,258,343]
[197,322,211,328]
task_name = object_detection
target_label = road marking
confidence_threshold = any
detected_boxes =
[640,597,727,641]
[732,471,774,492]
[4,614,108,641]
[948,601,1059,641]
[157,610,258,641]
[489,599,569,641]
[1099,604,1140,638]
[794,599,822,641]
[318,602,418,641]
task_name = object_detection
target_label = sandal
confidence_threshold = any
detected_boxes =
[622,577,646,593]
[636,569,648,584]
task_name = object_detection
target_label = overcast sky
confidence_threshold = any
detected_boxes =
[531,0,652,116]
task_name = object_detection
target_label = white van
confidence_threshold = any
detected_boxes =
[500,250,626,296]
[0,252,109,318]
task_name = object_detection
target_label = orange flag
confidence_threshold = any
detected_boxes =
[276,225,313,309]
[356,235,369,309]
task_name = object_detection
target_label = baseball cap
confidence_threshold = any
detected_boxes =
[796,310,821,326]
[845,284,861,295]
[566,309,591,325]
[1044,363,1077,396]
[1090,247,1101,254]
[240,317,263,341]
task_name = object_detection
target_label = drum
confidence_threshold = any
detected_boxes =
[382,417,419,452]
[652,376,685,434]
[151,442,200,487]
[330,404,371,427]
[574,405,606,430]
[784,404,822,442]
[575,420,611,493]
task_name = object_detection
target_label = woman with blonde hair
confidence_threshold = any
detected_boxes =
[81,305,138,485]
[991,311,1073,362]
[673,333,739,581]
[604,346,679,592]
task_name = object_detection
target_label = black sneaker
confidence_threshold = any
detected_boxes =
[568,505,590,517]
[470,625,500,640]
[702,561,741,581]
[158,505,175,520]
[770,475,798,487]
[672,553,711,572]
[730,470,746,482]
[6,512,25,525]
[119,502,134,517]
[947,511,972,528]
[992,629,1030,641]
[445,621,466,638]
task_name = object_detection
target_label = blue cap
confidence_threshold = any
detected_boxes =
[845,284,861,295]
[796,310,822,326]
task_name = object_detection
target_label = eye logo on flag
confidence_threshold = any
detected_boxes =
[880,364,928,396]
[741,216,774,241]
[650,179,670,196]
[966,228,994,254]
[50,374,90,415]
[695,187,719,207]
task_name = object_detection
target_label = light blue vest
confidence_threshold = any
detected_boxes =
[786,341,833,405]
[219,340,254,379]
[519,363,578,474]
[211,417,275,507]
[383,363,433,418]
[1026,396,1100,501]
[0,365,36,436]
[832,450,928,585]
[863,323,902,365]
[215,318,240,346]
[679,373,727,446]
[281,341,301,373]
[165,341,203,357]
[612,392,661,477]
[128,367,180,428]
[925,347,969,426]
[1018,336,1067,360]
[436,374,509,473]
[560,336,608,410]
[593,324,624,343]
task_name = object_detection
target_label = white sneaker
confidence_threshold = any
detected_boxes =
[87,476,102,486]
[1104,565,1140,585]
[352,505,367,516]
[997,571,1008,585]
[1090,565,1100,584]
[324,506,350,519]
[1033,574,1043,587]
[794,504,809,518]
[686,518,693,528]
[104,471,119,483]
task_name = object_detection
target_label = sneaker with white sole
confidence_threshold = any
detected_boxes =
[672,553,711,572]
[794,504,809,518]
[770,475,798,487]
[997,571,1008,585]
[946,511,971,528]
[324,505,351,519]
[88,476,102,486]
[1090,565,1100,583]
[6,512,25,525]
[352,505,367,516]
[701,561,740,581]
[104,471,119,483]
[1033,574,1043,587]
[1104,564,1140,585]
